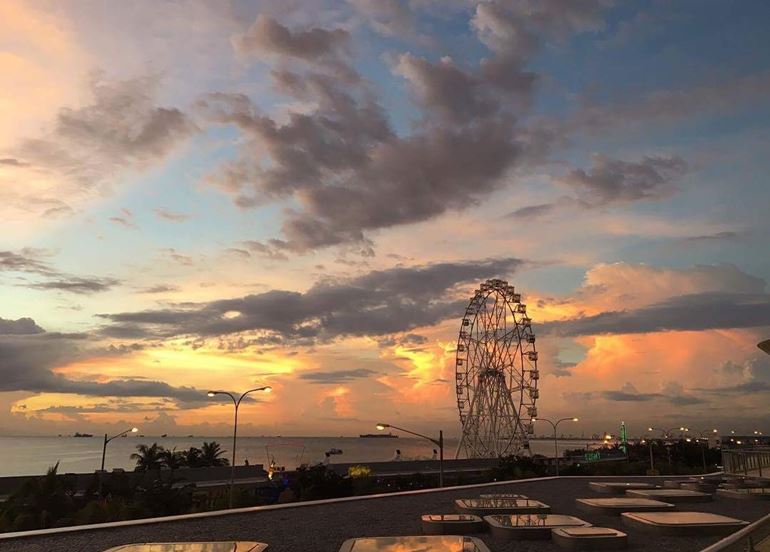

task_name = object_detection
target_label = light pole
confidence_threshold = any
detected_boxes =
[208,386,272,508]
[531,417,578,476]
[377,423,444,487]
[696,429,718,473]
[101,427,138,471]
[649,427,687,468]
[645,428,656,473]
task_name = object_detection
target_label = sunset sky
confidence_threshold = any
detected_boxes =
[2,0,769,439]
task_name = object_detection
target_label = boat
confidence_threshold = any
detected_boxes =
[73,432,93,437]
[359,433,398,438]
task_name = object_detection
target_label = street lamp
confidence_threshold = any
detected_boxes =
[696,429,718,473]
[531,417,578,476]
[377,423,444,487]
[101,427,138,471]
[208,386,272,508]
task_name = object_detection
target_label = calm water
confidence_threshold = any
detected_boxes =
[0,436,594,477]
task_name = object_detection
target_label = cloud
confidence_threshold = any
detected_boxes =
[684,231,741,243]
[0,319,209,403]
[203,4,611,252]
[560,154,687,206]
[27,276,121,295]
[570,71,770,134]
[99,257,524,342]
[506,203,557,220]
[138,284,179,294]
[154,208,190,222]
[232,15,352,77]
[601,382,655,402]
[0,249,53,275]
[299,368,378,384]
[1,248,121,294]
[3,74,196,218]
[545,292,770,336]
[0,317,45,335]
[349,0,418,39]
[242,240,289,261]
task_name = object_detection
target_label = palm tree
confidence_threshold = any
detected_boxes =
[182,446,202,468]
[159,448,185,470]
[131,443,165,471]
[0,462,76,531]
[199,441,229,467]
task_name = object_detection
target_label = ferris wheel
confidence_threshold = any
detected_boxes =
[455,278,539,458]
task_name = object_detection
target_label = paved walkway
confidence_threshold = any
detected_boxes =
[4,476,770,552]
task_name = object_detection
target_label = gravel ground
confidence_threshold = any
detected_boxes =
[3,476,769,552]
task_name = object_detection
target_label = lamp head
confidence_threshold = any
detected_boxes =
[572,417,579,422]
[207,391,216,397]
[647,427,654,431]
[262,386,272,393]
[376,423,388,431]
[712,428,718,433]
[131,427,138,433]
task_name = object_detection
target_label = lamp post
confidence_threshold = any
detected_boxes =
[645,428,656,473]
[101,427,138,471]
[531,417,578,476]
[208,386,272,508]
[649,427,687,468]
[377,423,444,487]
[696,429,718,473]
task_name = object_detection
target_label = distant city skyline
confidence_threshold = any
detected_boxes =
[1,1,769,438]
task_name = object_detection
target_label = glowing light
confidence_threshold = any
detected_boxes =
[376,424,388,431]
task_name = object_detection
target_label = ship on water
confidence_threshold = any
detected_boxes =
[359,433,398,438]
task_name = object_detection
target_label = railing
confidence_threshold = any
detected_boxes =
[700,511,770,552]
[722,449,770,478]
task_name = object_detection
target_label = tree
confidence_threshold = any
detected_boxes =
[199,441,229,467]
[182,446,202,468]
[0,462,77,531]
[159,448,185,470]
[131,443,165,471]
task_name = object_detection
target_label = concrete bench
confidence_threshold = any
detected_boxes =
[552,526,628,550]
[621,511,749,536]
[420,514,484,535]
[484,514,590,542]
[576,497,675,515]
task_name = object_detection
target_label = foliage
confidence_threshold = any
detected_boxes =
[0,463,76,531]
[290,465,352,500]
[490,455,547,480]
[199,441,229,467]
[130,443,165,471]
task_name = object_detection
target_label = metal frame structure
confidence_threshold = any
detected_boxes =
[455,278,538,458]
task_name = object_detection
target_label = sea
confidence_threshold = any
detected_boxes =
[0,436,598,477]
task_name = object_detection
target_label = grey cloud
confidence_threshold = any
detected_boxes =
[571,71,770,134]
[28,276,121,295]
[0,158,29,167]
[2,249,120,295]
[138,284,179,294]
[154,208,190,222]
[232,15,352,76]
[684,231,741,243]
[299,368,378,384]
[561,154,687,206]
[349,0,417,39]
[0,322,209,403]
[204,4,608,252]
[0,317,45,335]
[243,240,289,261]
[99,257,524,342]
[0,249,53,275]
[544,292,770,337]
[9,74,196,213]
[506,203,556,220]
